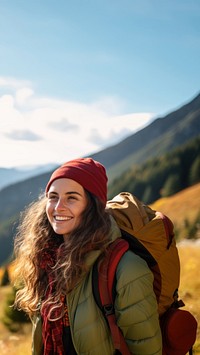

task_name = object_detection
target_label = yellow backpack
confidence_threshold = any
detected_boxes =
[106,191,180,316]
[92,192,197,354]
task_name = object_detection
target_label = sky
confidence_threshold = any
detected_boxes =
[0,0,199,169]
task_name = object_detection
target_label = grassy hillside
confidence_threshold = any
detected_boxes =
[150,183,200,240]
[0,286,32,354]
[178,243,200,353]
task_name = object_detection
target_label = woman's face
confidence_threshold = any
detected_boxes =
[46,178,88,240]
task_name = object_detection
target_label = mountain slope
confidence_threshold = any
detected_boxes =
[0,164,57,191]
[0,171,51,222]
[91,93,200,181]
[107,135,200,203]
[150,183,200,228]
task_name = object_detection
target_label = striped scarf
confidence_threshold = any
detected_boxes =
[40,240,65,355]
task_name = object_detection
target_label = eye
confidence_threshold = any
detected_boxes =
[47,193,58,200]
[68,195,77,200]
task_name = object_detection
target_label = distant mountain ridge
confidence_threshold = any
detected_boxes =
[0,164,57,191]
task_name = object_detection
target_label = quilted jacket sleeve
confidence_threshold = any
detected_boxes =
[115,250,162,355]
[31,313,43,355]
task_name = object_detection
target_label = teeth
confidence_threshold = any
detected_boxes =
[55,216,71,221]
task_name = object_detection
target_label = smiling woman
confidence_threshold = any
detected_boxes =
[13,157,162,355]
[46,178,88,239]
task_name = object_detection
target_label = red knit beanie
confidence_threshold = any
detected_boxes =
[45,158,107,206]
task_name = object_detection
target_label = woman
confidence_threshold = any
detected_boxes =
[14,157,162,355]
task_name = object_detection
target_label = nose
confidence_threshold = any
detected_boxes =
[55,198,67,210]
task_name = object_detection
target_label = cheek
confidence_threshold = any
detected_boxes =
[76,205,87,223]
[46,203,52,221]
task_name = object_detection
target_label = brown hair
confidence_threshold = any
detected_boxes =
[14,191,111,317]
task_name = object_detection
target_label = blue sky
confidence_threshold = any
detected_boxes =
[0,0,199,168]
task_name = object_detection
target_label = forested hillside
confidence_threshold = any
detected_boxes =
[108,135,200,203]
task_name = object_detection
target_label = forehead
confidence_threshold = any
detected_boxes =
[48,178,84,193]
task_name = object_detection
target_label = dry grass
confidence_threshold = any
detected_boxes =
[150,183,200,229]
[178,243,200,354]
[0,325,32,355]
[0,286,32,355]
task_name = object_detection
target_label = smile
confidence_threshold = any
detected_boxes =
[54,216,72,221]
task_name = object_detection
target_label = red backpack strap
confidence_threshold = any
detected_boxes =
[98,238,131,354]
[156,212,174,248]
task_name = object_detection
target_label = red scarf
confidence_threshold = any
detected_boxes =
[40,240,65,355]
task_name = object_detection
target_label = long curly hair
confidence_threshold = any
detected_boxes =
[14,191,111,318]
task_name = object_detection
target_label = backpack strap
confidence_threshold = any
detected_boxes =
[156,212,174,248]
[92,234,157,354]
[93,238,131,354]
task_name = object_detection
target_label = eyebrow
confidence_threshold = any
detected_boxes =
[48,191,82,196]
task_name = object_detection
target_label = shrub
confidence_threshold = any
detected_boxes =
[2,287,30,332]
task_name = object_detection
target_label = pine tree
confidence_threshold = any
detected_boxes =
[2,287,30,332]
[1,267,10,286]
[189,156,200,185]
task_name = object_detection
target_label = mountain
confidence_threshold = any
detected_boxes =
[107,135,200,203]
[0,164,57,191]
[0,92,200,265]
[91,92,200,182]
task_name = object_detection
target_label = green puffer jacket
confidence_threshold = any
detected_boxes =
[32,217,162,355]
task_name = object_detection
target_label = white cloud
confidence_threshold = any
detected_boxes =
[48,118,79,132]
[0,77,31,90]
[5,129,41,141]
[15,87,34,106]
[0,76,155,168]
